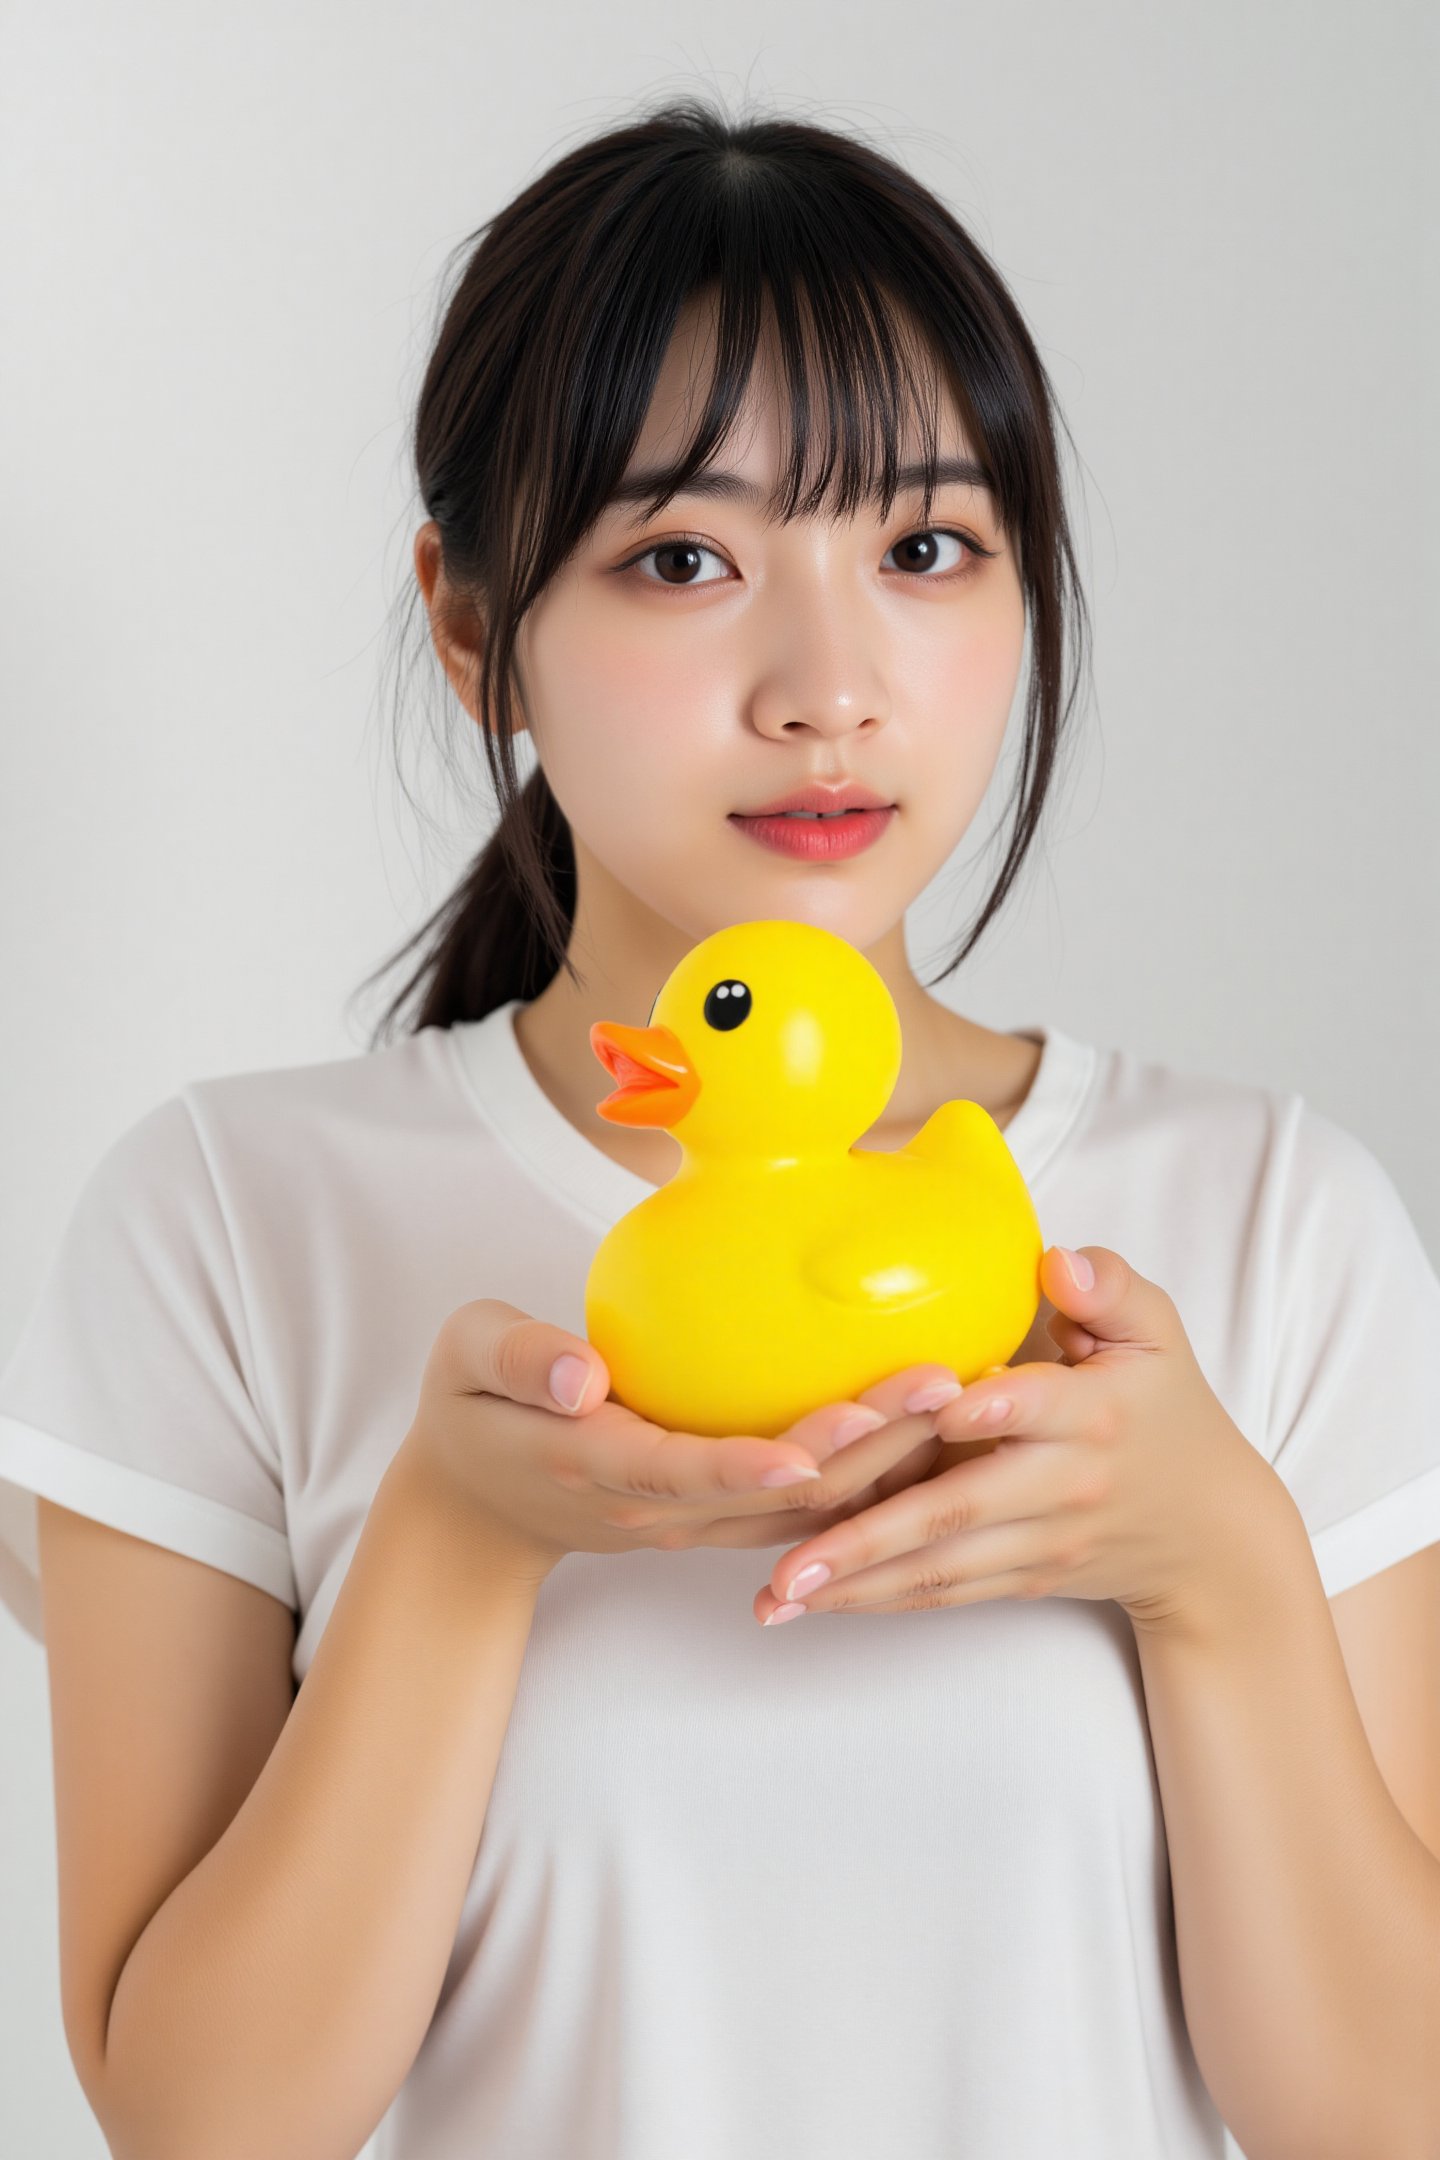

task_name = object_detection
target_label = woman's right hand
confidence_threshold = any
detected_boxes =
[396,1298,961,1589]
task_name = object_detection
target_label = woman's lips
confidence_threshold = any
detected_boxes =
[728,806,896,860]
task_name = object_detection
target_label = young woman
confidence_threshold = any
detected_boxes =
[4,97,1439,2160]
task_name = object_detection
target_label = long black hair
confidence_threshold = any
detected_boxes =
[351,95,1093,1047]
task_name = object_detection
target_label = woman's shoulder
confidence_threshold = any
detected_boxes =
[1024,1027,1329,1250]
[71,1026,476,1246]
[1079,1028,1299,1153]
[185,1021,453,1121]
[1067,1029,1423,1263]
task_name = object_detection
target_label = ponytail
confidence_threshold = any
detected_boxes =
[352,767,577,1042]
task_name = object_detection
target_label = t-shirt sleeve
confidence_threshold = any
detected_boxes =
[1264,1097,1440,1598]
[0,1093,296,1644]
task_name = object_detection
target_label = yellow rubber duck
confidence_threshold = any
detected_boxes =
[585,918,1044,1439]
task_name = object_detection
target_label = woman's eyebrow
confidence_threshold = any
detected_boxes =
[604,455,996,525]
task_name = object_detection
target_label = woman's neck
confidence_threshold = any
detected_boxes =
[511,940,1043,1189]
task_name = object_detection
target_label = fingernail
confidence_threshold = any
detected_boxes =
[763,1602,808,1625]
[549,1354,591,1411]
[967,1394,1012,1427]
[831,1405,888,1449]
[785,1561,832,1600]
[1059,1247,1094,1291]
[759,1464,823,1488]
[903,1377,964,1414]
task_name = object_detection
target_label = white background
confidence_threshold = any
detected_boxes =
[1,3,1435,2153]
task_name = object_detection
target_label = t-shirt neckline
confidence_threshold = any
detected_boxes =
[448,998,1098,1231]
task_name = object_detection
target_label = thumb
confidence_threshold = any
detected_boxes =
[545,1342,608,1414]
[1040,1245,1176,1350]
[440,1299,611,1417]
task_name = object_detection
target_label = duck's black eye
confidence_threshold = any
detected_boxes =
[703,979,751,1031]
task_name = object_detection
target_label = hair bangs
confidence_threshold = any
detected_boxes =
[609,262,976,541]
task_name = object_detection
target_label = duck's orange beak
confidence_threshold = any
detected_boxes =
[589,1021,700,1128]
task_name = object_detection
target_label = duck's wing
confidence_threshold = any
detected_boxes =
[801,1212,959,1314]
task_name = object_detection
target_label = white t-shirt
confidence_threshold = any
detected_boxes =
[3,999,1439,2160]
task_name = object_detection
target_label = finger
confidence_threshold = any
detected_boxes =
[732,1429,950,1540]
[772,1398,967,1524]
[869,1431,948,1503]
[694,1439,945,1547]
[730,1362,967,1513]
[1046,1311,1099,1364]
[1039,1244,1180,1351]
[769,1560,1060,1620]
[700,1495,892,1547]
[810,1361,966,1462]
[583,1399,830,1503]
[758,1515,1062,1621]
[440,1298,614,1420]
[588,1377,944,1513]
[929,1356,1074,1446]
[761,1434,1081,1606]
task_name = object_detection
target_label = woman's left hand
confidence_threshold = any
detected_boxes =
[754,1244,1285,1635]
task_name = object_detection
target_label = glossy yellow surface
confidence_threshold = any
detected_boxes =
[584,919,1044,1438]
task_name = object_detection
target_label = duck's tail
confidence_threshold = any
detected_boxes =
[905,1098,1011,1172]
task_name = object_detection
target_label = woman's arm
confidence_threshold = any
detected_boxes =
[1132,1482,1440,2160]
[98,1436,540,2160]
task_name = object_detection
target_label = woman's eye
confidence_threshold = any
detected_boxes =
[621,527,985,590]
[627,539,732,588]
[883,529,976,577]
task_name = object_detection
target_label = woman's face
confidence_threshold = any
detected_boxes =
[510,297,1028,961]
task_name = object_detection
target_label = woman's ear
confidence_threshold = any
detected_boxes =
[413,521,500,731]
